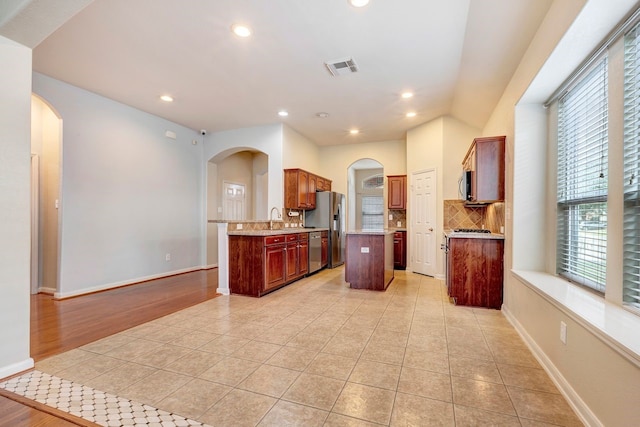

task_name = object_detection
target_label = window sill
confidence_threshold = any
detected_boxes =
[512,269,640,368]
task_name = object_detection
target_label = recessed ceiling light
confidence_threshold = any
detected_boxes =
[406,112,417,118]
[278,110,289,117]
[350,129,360,135]
[349,0,370,7]
[231,24,252,38]
[160,95,173,102]
[401,92,414,99]
[316,112,329,118]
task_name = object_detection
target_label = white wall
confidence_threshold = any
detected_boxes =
[484,0,640,425]
[204,124,284,213]
[32,73,204,298]
[282,125,320,172]
[0,35,33,378]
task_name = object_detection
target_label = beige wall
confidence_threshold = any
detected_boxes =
[318,140,406,196]
[406,116,480,275]
[217,151,254,220]
[482,0,640,425]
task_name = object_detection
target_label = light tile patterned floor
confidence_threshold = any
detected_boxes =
[4,268,584,426]
[0,370,209,426]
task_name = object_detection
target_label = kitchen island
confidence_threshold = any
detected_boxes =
[227,228,329,297]
[345,230,394,291]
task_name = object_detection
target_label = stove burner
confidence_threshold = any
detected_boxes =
[453,228,491,233]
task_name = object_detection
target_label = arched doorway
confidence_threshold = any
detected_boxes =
[30,94,62,295]
[205,148,269,267]
[347,158,384,231]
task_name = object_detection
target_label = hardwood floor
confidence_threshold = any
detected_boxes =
[0,269,219,426]
[0,391,99,426]
[31,268,220,362]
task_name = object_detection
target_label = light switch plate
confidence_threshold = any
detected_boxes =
[360,247,370,253]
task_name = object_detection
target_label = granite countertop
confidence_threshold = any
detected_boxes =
[228,227,329,236]
[444,229,505,240]
[346,229,395,235]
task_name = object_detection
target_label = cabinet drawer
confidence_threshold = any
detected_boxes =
[298,233,308,241]
[265,235,286,245]
[286,234,299,242]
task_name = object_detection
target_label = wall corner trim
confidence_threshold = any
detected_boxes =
[0,358,34,381]
[502,305,602,427]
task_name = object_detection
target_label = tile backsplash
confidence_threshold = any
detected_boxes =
[387,209,406,228]
[223,207,305,231]
[444,200,504,233]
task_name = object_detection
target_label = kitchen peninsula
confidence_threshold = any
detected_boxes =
[227,227,328,297]
[345,230,394,291]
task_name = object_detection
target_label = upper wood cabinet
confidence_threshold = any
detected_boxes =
[284,168,331,210]
[462,136,505,203]
[285,169,314,209]
[316,176,332,192]
[387,175,407,209]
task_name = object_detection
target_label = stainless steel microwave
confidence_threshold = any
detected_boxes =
[458,170,472,201]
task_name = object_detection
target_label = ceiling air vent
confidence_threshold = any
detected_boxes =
[325,57,358,76]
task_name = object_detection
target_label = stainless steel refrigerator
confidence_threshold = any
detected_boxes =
[305,191,345,268]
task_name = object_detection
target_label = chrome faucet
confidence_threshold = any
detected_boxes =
[269,207,281,230]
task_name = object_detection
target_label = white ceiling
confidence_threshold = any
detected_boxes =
[2,0,554,146]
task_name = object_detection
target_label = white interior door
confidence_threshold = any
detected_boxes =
[223,182,246,220]
[411,169,437,276]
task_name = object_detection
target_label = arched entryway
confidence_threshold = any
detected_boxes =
[30,94,62,295]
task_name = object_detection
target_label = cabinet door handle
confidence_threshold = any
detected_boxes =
[429,228,434,232]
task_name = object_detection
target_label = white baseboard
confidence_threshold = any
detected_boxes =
[0,358,34,381]
[37,286,55,295]
[54,266,205,299]
[204,263,218,269]
[502,305,602,427]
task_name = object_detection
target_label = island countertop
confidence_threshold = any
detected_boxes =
[444,229,505,240]
[227,228,329,236]
[345,229,395,235]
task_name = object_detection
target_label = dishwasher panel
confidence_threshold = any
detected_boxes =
[309,231,322,274]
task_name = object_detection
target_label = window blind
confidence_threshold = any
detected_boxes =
[623,23,640,311]
[362,195,383,230]
[557,57,608,293]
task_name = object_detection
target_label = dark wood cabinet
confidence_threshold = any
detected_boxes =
[229,232,309,297]
[393,231,406,270]
[298,233,309,276]
[284,169,331,210]
[462,136,505,203]
[264,242,286,291]
[387,175,407,209]
[447,237,504,309]
[345,232,394,291]
[308,173,317,208]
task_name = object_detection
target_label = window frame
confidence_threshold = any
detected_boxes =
[555,56,609,294]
